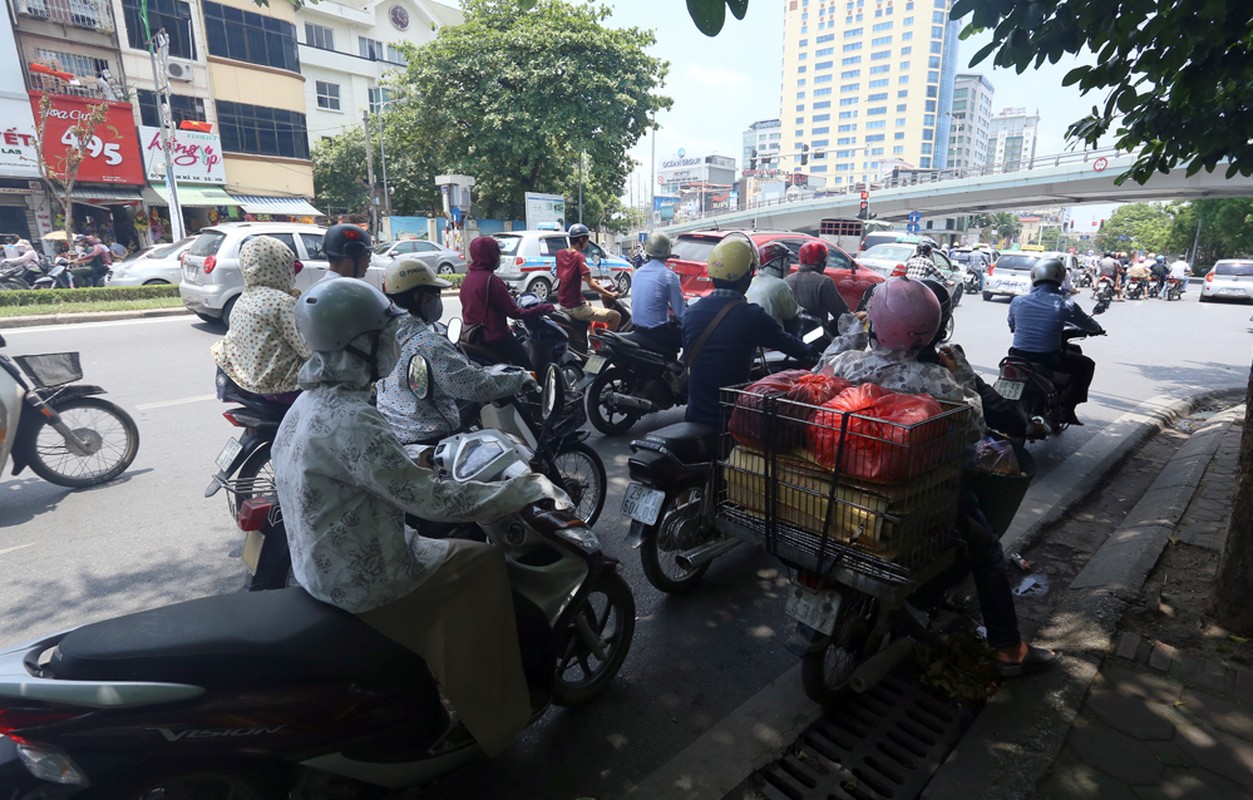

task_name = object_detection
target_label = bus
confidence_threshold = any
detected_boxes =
[818,217,892,254]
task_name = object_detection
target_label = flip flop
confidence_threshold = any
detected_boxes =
[996,645,1059,679]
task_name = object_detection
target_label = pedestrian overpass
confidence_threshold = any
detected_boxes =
[656,149,1253,236]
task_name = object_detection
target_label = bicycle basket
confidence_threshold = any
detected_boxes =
[14,352,83,388]
[218,474,279,519]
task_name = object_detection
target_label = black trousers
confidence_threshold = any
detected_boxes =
[1010,347,1096,411]
[480,335,533,370]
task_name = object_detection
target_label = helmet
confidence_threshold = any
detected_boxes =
[295,278,404,352]
[758,241,791,276]
[384,257,452,296]
[917,242,933,256]
[1155,255,1165,264]
[918,278,952,347]
[1030,258,1067,286]
[865,277,941,352]
[567,223,591,241]
[644,231,672,260]
[798,240,828,269]
[323,224,372,259]
[706,236,758,281]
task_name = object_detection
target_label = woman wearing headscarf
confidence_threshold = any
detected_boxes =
[458,235,554,368]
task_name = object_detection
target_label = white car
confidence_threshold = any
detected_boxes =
[983,251,1080,301]
[107,237,197,286]
[1199,259,1253,303]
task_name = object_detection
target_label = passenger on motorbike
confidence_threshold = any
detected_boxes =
[210,236,310,404]
[629,231,686,357]
[378,258,538,445]
[70,235,111,287]
[683,237,818,426]
[3,240,40,273]
[557,223,620,330]
[273,278,565,757]
[322,223,373,280]
[460,236,554,369]
[1150,256,1168,295]
[784,240,850,330]
[1169,256,1190,289]
[746,241,802,330]
[1007,259,1105,426]
[1127,259,1150,286]
[904,242,946,282]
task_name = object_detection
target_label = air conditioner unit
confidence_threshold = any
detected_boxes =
[167,60,195,82]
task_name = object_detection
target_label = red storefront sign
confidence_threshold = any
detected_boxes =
[28,92,145,185]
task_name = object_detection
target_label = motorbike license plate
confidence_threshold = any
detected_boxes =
[621,483,665,526]
[215,437,243,472]
[993,379,1025,401]
[785,585,843,636]
[241,530,264,575]
[585,354,607,375]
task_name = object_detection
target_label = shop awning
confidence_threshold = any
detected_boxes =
[146,183,237,207]
[228,194,323,216]
[74,187,144,205]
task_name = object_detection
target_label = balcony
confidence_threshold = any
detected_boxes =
[14,0,115,34]
[28,70,120,101]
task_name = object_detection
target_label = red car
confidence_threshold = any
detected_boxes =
[666,229,883,311]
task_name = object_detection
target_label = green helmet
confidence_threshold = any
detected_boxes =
[644,231,673,260]
[295,278,404,352]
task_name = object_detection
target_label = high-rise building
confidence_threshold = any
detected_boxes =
[985,107,1039,173]
[742,118,782,172]
[779,0,963,188]
[946,72,993,172]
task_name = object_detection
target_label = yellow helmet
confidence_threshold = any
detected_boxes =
[384,257,452,296]
[706,236,758,281]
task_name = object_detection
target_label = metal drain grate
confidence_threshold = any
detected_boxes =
[727,674,972,800]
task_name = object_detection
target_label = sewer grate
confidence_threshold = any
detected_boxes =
[726,673,972,800]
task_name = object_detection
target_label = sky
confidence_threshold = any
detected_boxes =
[604,0,1118,228]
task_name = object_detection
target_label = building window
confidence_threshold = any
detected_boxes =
[359,37,384,60]
[813,88,831,96]
[842,56,861,65]
[872,20,893,31]
[841,83,859,92]
[816,47,834,56]
[870,64,890,74]
[866,120,886,129]
[203,1,299,72]
[897,103,908,112]
[817,33,835,42]
[305,23,334,50]
[871,35,891,46]
[137,90,206,128]
[844,27,863,37]
[869,78,889,88]
[121,0,195,59]
[814,74,832,83]
[798,65,808,73]
[814,100,831,109]
[871,50,891,60]
[868,92,887,101]
[865,134,885,142]
[812,127,830,135]
[867,106,887,115]
[386,44,408,66]
[795,116,805,124]
[798,78,808,86]
[368,87,396,114]
[796,104,806,111]
[901,46,912,55]
[841,69,861,78]
[816,60,833,69]
[217,99,310,160]
[814,113,831,121]
[315,81,341,111]
[843,42,862,52]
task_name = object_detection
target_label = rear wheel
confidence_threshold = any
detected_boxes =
[553,572,635,706]
[528,277,553,302]
[194,311,218,323]
[28,397,139,487]
[587,367,642,436]
[0,278,29,290]
[220,295,238,329]
[100,761,289,800]
[142,278,171,286]
[639,485,713,593]
[800,591,883,707]
[437,262,457,275]
[615,271,632,296]
[551,442,607,526]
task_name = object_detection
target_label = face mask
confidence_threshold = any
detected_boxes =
[421,294,444,324]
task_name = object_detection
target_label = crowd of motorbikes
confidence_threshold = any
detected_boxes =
[0,260,1111,798]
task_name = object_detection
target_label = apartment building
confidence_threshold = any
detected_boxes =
[986,106,1040,173]
[742,118,782,172]
[779,0,962,188]
[946,71,993,172]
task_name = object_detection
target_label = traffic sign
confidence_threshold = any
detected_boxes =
[908,210,921,223]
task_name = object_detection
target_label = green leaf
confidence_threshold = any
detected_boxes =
[1231,635,1250,644]
[727,0,749,20]
[517,0,538,8]
[687,0,727,36]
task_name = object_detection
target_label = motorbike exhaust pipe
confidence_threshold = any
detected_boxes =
[608,392,655,413]
[848,636,914,693]
[675,536,743,571]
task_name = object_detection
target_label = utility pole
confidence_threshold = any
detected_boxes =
[362,110,377,232]
[1190,215,1202,265]
[649,128,656,224]
[577,149,584,224]
[146,28,184,241]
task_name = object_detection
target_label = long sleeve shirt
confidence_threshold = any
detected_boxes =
[785,268,850,325]
[745,274,800,327]
[1007,283,1104,354]
[460,266,553,343]
[631,258,686,329]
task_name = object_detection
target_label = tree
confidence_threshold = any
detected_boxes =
[1165,199,1253,270]
[388,0,671,228]
[312,129,370,219]
[31,95,109,247]
[311,115,445,221]
[1093,202,1172,254]
[968,212,1020,245]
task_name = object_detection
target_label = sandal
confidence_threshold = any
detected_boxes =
[995,645,1059,678]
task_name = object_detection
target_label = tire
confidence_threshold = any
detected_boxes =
[528,277,553,302]
[939,313,955,343]
[219,295,238,329]
[586,367,643,436]
[615,272,632,297]
[639,485,713,593]
[28,397,139,488]
[982,290,993,301]
[194,311,218,323]
[0,278,29,290]
[950,283,963,308]
[97,761,289,800]
[437,262,456,275]
[553,571,635,707]
[561,363,584,391]
[800,591,883,707]
[1199,293,1211,303]
[551,442,607,526]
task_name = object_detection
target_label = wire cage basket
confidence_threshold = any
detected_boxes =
[714,384,971,582]
[13,352,82,388]
[217,473,279,520]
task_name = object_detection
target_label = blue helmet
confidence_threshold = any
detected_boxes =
[567,223,590,241]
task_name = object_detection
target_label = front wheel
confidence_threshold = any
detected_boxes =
[550,442,607,526]
[800,590,883,707]
[437,262,457,275]
[587,367,643,436]
[553,572,635,706]
[615,272,632,297]
[639,485,713,593]
[28,397,139,487]
[982,290,993,301]
[101,761,289,800]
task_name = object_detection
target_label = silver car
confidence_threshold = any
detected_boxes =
[1199,259,1253,303]
[492,230,633,302]
[108,237,197,286]
[371,239,467,275]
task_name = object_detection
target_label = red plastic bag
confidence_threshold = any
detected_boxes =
[807,384,896,470]
[729,370,809,450]
[807,386,945,480]
[784,373,852,407]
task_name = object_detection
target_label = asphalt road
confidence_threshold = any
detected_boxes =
[1,289,1250,798]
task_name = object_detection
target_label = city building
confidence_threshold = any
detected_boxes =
[742,118,782,172]
[986,106,1039,173]
[778,0,963,188]
[946,72,993,172]
[656,152,737,219]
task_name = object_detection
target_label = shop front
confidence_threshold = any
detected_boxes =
[0,94,42,244]
[139,125,235,244]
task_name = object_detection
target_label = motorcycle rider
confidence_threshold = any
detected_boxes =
[1125,257,1150,296]
[378,258,537,445]
[460,236,554,369]
[745,241,802,330]
[556,223,620,330]
[683,236,818,426]
[904,242,947,282]
[629,231,686,356]
[273,278,565,758]
[1007,259,1105,426]
[322,223,373,280]
[785,240,850,330]
[2,240,41,281]
[1168,255,1190,292]
[70,235,111,287]
[1150,255,1168,296]
[1096,252,1119,298]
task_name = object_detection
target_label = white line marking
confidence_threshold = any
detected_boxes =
[0,316,197,335]
[0,543,39,557]
[136,394,217,410]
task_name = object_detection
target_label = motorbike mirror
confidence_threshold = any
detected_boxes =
[292,260,304,275]
[541,364,562,421]
[802,326,825,345]
[1092,299,1110,315]
[407,355,432,399]
[446,317,463,344]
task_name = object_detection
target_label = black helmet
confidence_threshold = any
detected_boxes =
[917,242,933,256]
[919,278,952,347]
[1030,258,1066,286]
[324,224,372,259]
[567,223,590,241]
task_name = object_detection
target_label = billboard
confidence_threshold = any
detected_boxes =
[0,96,40,178]
[524,191,566,231]
[28,93,145,185]
[139,126,226,184]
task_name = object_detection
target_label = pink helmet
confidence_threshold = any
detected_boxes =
[866,277,941,352]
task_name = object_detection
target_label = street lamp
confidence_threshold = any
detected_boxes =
[375,96,407,220]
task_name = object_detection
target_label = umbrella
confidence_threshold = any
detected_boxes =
[42,231,70,242]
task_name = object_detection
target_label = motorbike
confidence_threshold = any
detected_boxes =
[0,258,39,290]
[1074,269,1094,289]
[0,333,139,488]
[512,292,586,388]
[1093,274,1115,304]
[963,264,983,295]
[1164,277,1184,301]
[1125,275,1147,300]
[584,325,686,436]
[0,368,635,798]
[993,323,1106,441]
[33,257,75,290]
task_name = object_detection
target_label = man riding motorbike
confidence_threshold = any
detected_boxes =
[745,241,802,331]
[323,223,373,280]
[557,223,620,330]
[272,278,566,758]
[377,258,538,445]
[904,242,946,282]
[70,235,111,287]
[785,240,850,330]
[628,231,686,356]
[683,236,817,426]
[1006,259,1105,426]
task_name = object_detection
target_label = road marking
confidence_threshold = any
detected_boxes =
[0,543,38,557]
[136,394,217,410]
[0,316,197,335]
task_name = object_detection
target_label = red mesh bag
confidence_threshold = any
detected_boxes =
[784,373,852,407]
[729,370,809,450]
[847,393,946,481]
[807,384,896,469]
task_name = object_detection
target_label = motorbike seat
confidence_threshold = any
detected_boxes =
[631,421,721,465]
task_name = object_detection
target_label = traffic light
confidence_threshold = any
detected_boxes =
[858,200,869,219]
[800,144,809,166]
[750,148,758,170]
[860,190,869,201]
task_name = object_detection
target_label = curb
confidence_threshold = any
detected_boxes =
[0,307,191,329]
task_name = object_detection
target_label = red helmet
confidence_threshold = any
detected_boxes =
[798,241,829,269]
[866,277,941,352]
[758,241,791,276]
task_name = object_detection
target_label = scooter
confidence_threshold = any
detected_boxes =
[1164,277,1184,301]
[0,259,38,290]
[0,370,634,797]
[1093,275,1115,304]
[963,264,983,295]
[0,333,139,487]
[993,324,1105,441]
[33,257,74,290]
[584,324,686,436]
[1125,276,1147,300]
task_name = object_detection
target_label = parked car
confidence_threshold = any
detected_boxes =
[1199,259,1253,303]
[371,238,467,274]
[179,222,385,327]
[666,228,883,311]
[857,230,939,254]
[491,229,633,302]
[108,237,197,286]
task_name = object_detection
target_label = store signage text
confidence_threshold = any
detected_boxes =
[28,93,145,185]
[139,126,226,183]
[661,156,703,169]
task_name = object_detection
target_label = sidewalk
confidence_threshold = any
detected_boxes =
[924,401,1253,800]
